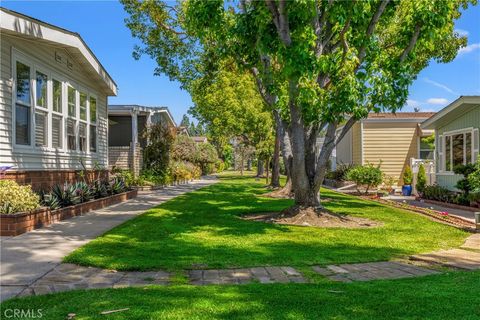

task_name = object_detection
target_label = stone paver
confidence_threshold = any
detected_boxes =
[14,264,171,298]
[411,248,480,270]
[0,177,218,302]
[312,261,439,282]
[188,266,307,285]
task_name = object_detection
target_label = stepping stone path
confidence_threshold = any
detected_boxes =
[188,266,306,285]
[18,264,171,297]
[311,261,439,282]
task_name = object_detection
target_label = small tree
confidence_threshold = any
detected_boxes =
[403,166,413,186]
[416,164,427,195]
[143,123,175,176]
[346,164,383,194]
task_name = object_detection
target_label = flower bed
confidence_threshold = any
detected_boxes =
[368,196,476,231]
[0,189,137,236]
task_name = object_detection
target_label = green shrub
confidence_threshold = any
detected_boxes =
[403,165,413,185]
[326,163,357,181]
[467,160,480,192]
[454,163,476,196]
[216,160,225,173]
[0,180,40,214]
[345,163,383,194]
[422,184,454,202]
[416,164,427,194]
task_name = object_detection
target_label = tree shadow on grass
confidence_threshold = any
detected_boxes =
[64,177,466,271]
[4,271,479,319]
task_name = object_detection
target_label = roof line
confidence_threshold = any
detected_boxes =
[0,7,117,88]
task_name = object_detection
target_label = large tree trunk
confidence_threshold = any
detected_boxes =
[256,159,264,177]
[286,87,338,208]
[274,110,293,195]
[270,122,281,188]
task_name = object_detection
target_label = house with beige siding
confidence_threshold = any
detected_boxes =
[421,96,479,190]
[336,112,435,185]
[0,8,117,189]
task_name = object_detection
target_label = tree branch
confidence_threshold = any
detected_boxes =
[357,0,390,64]
[400,23,421,62]
[335,117,356,145]
[265,0,292,46]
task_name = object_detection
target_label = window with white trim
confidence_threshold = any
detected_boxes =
[440,129,478,172]
[15,61,31,145]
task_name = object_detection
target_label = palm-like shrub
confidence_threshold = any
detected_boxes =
[0,180,40,214]
[51,183,81,207]
[74,181,93,202]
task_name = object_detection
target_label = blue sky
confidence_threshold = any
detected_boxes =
[2,1,479,123]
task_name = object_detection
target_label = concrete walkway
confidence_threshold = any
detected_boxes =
[0,177,218,302]
[385,195,476,223]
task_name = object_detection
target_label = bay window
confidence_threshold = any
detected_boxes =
[13,52,99,155]
[15,61,31,145]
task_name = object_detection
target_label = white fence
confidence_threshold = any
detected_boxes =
[410,158,435,194]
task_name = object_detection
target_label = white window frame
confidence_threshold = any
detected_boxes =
[88,94,98,153]
[441,127,475,173]
[12,52,34,149]
[66,83,78,151]
[33,66,50,149]
[78,88,88,153]
[50,72,66,150]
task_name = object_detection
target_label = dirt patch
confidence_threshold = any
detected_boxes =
[262,188,294,199]
[242,206,382,228]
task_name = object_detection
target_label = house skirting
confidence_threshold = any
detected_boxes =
[3,170,109,191]
[108,143,143,176]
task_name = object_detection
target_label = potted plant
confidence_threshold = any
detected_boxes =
[402,165,413,196]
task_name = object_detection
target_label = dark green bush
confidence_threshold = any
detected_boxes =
[422,184,454,202]
[326,163,357,181]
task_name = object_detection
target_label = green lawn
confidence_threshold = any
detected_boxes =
[64,173,468,271]
[2,271,479,319]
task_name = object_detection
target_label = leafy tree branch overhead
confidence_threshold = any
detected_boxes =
[121,0,475,210]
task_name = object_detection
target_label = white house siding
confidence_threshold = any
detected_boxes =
[0,34,109,170]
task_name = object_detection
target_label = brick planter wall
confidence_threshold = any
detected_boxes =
[0,189,138,236]
[4,170,109,191]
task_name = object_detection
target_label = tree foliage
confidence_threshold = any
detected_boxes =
[122,0,475,207]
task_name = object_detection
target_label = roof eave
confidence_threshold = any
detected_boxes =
[0,8,117,96]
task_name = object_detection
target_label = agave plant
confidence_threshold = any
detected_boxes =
[51,182,81,207]
[91,179,109,199]
[110,177,127,194]
[74,181,93,203]
[41,192,61,210]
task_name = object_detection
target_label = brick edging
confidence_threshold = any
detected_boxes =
[0,190,138,236]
